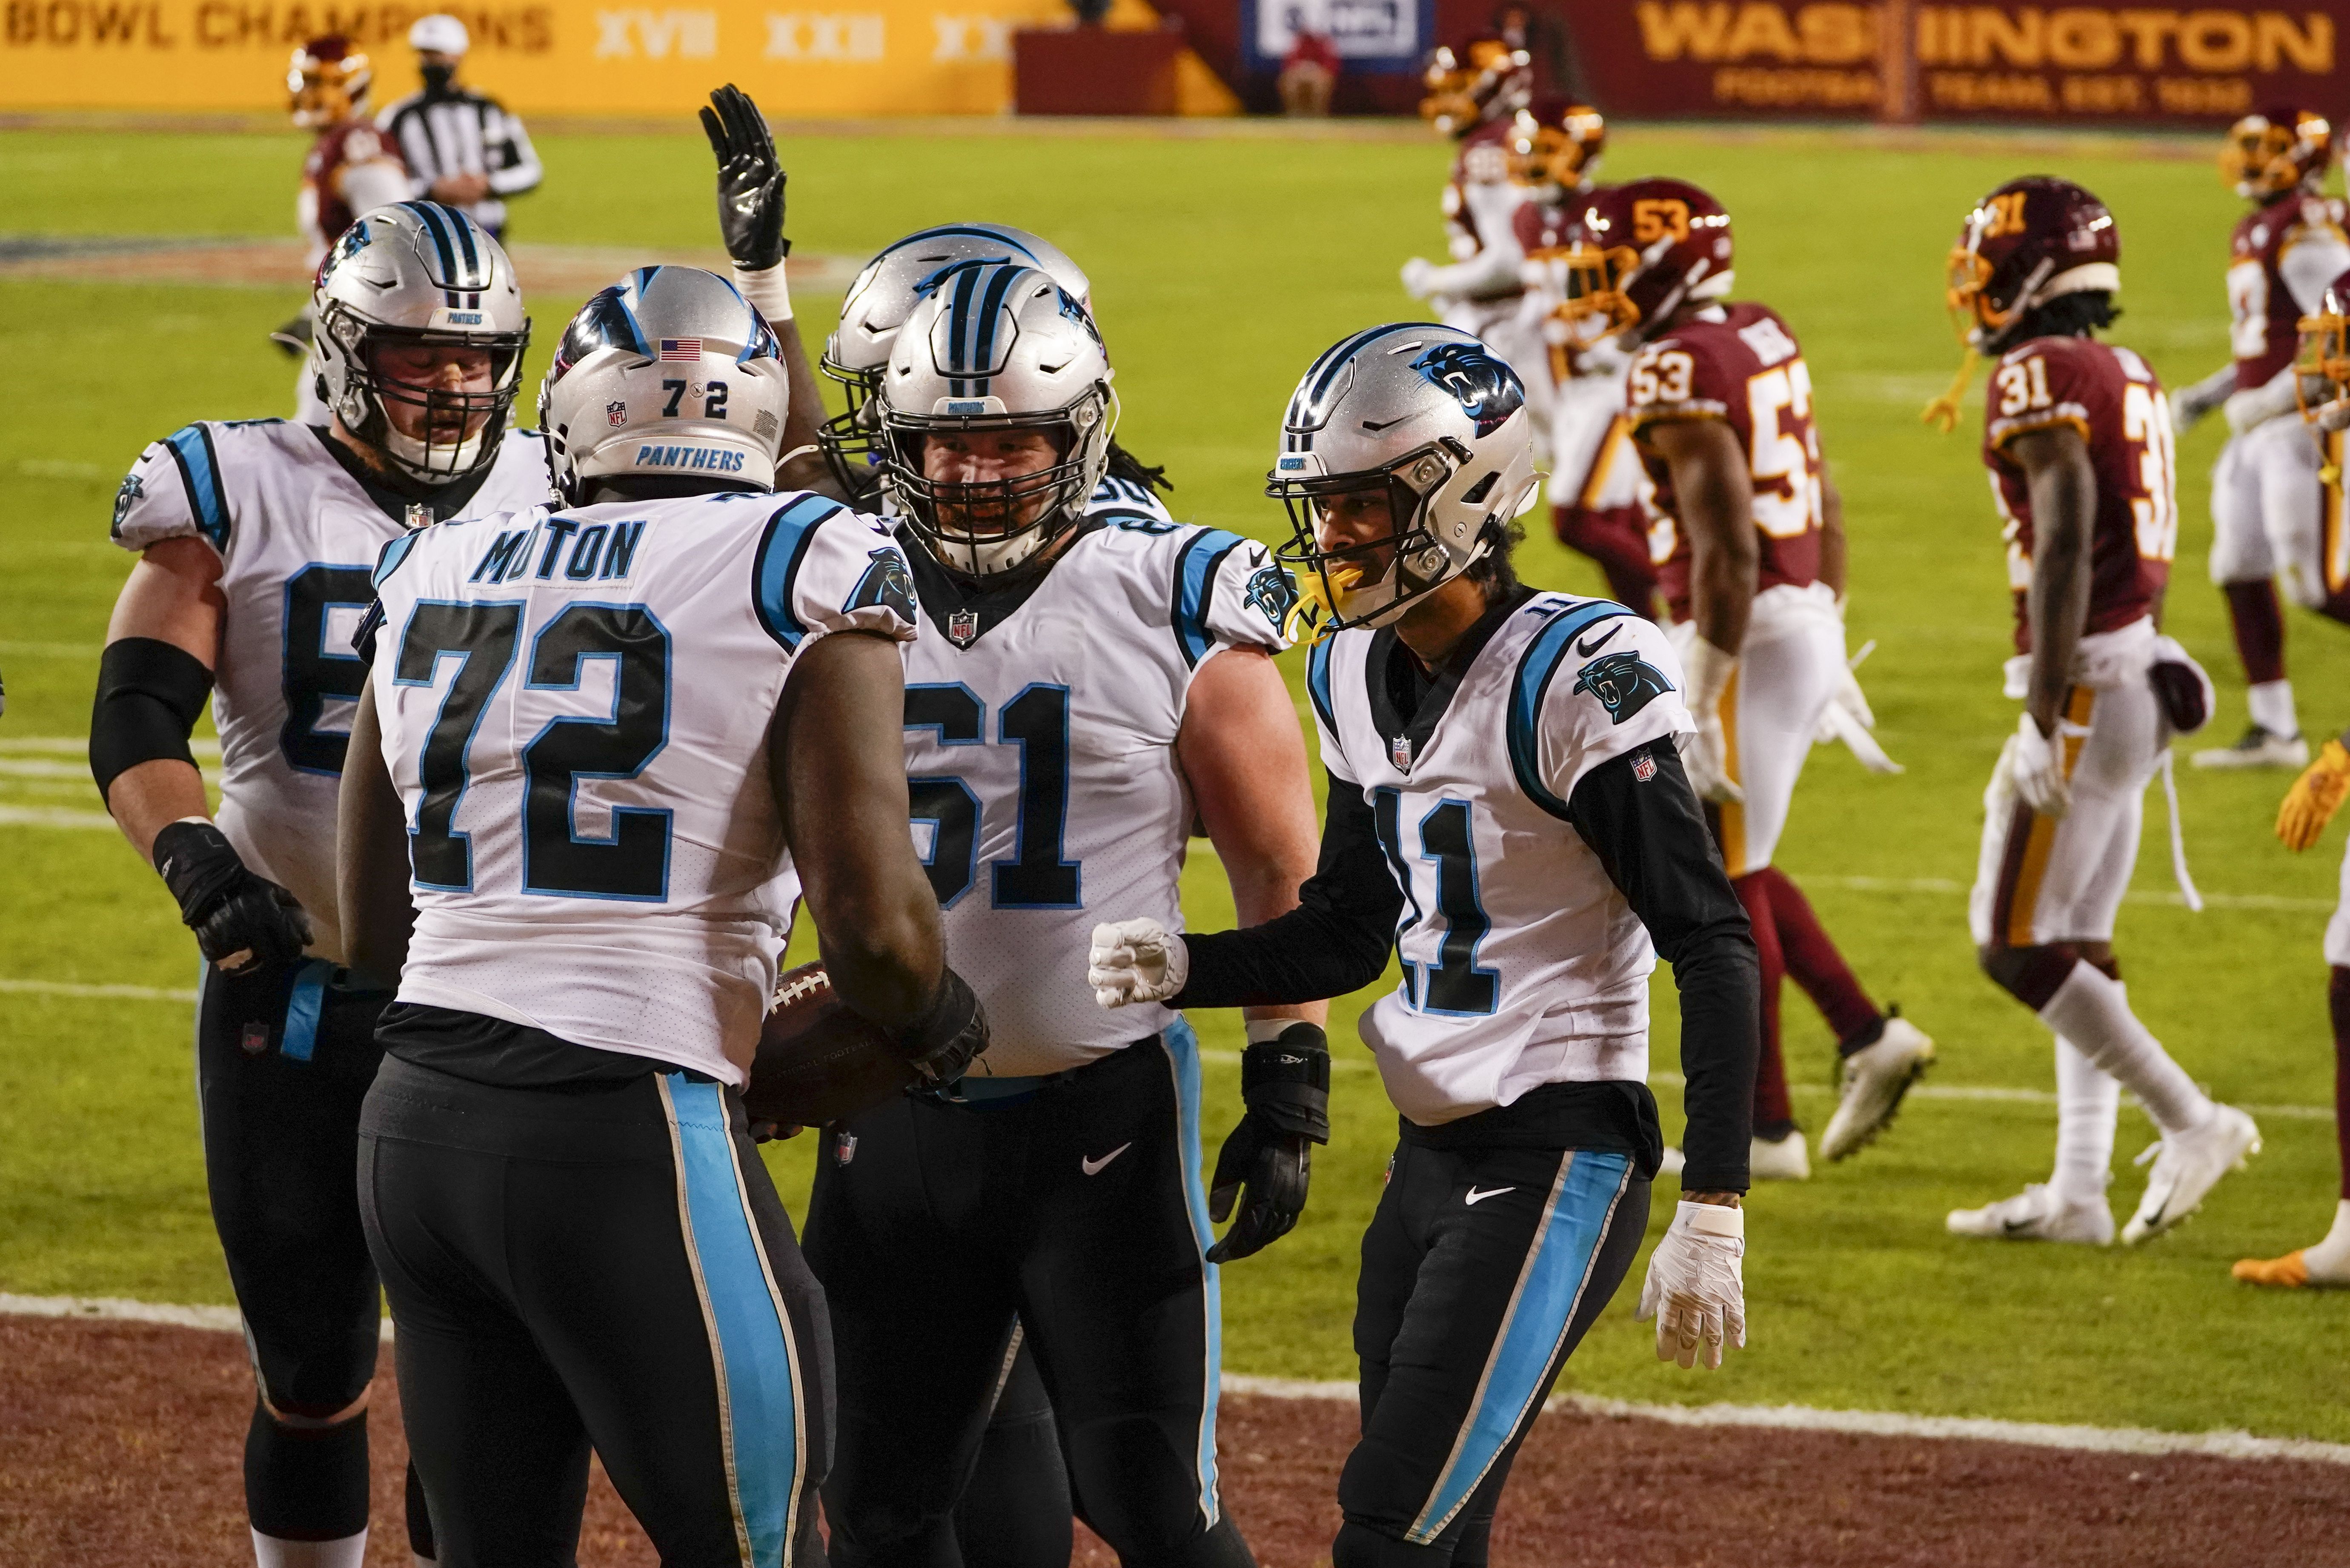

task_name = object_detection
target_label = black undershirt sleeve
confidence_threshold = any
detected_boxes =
[1563,739,1760,1193]
[1172,769,1403,1010]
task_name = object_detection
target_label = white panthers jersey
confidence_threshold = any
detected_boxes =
[367,489,918,1084]
[1308,592,1694,1124]
[899,515,1294,1077]
[109,420,549,962]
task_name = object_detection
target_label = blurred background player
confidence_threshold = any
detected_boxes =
[1399,38,1552,444]
[1598,177,1931,1179]
[376,15,542,244]
[1510,99,1658,616]
[1939,175,2260,1247]
[94,202,539,1568]
[1090,323,1758,1565]
[2173,108,2349,769]
[2235,289,2350,1288]
[279,37,409,424]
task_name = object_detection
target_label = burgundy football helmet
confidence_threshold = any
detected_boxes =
[1506,99,1606,195]
[1420,35,1532,138]
[1557,178,1735,348]
[1946,176,2120,353]
[2222,107,2333,203]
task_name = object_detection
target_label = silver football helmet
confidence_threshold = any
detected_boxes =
[538,265,789,506]
[821,224,1090,500]
[878,263,1115,582]
[1269,323,1541,632]
[312,201,529,485]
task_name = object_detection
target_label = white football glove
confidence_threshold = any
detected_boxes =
[1678,637,1744,805]
[1088,918,1189,1009]
[1814,639,1903,774]
[2170,365,2235,434]
[2002,710,2071,819]
[1634,1200,1747,1371]
[1399,257,1441,301]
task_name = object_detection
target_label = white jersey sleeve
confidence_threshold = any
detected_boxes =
[112,423,232,554]
[1304,631,1360,786]
[1511,605,1694,814]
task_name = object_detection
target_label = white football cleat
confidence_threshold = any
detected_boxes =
[1819,1016,1936,1162]
[1946,1183,2114,1244]
[1750,1130,1809,1181]
[2191,726,2309,770]
[1657,1146,1686,1178]
[2121,1104,2261,1245]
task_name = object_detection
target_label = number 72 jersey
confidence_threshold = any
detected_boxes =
[1980,335,2175,651]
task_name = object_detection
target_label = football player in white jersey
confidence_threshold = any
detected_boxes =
[794,263,1323,1568]
[1091,325,1759,1568]
[93,200,539,1568]
[338,265,984,1566]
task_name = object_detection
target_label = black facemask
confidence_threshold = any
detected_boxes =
[420,62,455,94]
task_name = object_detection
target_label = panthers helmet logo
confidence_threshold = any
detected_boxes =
[1570,648,1674,725]
[845,547,918,622]
[1242,564,1299,632]
[1411,341,1525,437]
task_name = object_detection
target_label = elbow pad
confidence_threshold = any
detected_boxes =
[90,637,213,800]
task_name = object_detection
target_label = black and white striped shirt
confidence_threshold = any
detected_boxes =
[376,86,542,237]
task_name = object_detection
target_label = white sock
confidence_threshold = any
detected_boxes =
[2306,1199,2350,1273]
[2048,1033,2119,1204]
[2037,967,2214,1137]
[251,1528,368,1568]
[2248,679,2299,738]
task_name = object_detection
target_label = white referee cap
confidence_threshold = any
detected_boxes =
[408,13,469,54]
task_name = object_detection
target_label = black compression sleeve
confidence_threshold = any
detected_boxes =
[1172,770,1403,1010]
[90,637,214,801]
[1564,739,1759,1193]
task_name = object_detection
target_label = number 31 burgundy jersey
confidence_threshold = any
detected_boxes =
[1625,302,1824,621]
[1979,335,2176,652]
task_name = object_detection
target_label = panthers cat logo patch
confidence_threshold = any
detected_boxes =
[845,547,918,622]
[1411,341,1526,437]
[1571,649,1675,725]
[110,472,143,538]
[1243,564,1299,631]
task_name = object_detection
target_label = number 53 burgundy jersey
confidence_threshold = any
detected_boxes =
[1624,302,1824,622]
[1979,335,2175,653]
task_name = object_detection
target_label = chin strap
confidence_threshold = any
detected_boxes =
[1921,346,1978,434]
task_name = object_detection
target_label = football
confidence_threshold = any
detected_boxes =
[744,962,913,1130]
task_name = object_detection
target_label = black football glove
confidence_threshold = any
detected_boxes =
[1205,1022,1331,1264]
[698,83,788,272]
[893,967,990,1086]
[152,820,312,976]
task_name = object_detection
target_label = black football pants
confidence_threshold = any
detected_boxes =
[195,957,392,1545]
[804,1021,1251,1568]
[952,1324,1073,1568]
[1336,1141,1649,1568]
[359,1055,831,1568]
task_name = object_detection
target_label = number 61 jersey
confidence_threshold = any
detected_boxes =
[366,490,918,1084]
[1309,591,1695,1125]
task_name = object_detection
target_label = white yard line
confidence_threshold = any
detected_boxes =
[0,734,218,760]
[0,978,196,1002]
[1646,1072,2331,1122]
[1222,1374,2350,1466]
[0,805,120,830]
[1805,872,2334,914]
[0,1292,392,1341]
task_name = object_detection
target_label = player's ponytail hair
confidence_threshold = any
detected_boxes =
[2016,290,2120,344]
[1464,516,1525,601]
[1104,438,1172,495]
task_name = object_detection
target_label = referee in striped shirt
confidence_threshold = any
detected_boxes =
[376,14,542,240]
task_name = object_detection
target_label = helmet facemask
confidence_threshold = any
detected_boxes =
[2221,113,2327,202]
[288,41,369,129]
[320,305,527,485]
[1271,442,1484,633]
[887,388,1114,582]
[1556,241,1642,349]
[2296,302,2350,418]
[817,357,887,505]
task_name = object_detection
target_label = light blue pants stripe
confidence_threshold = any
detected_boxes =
[1411,1148,1632,1541]
[668,1073,800,1565]
[1162,1017,1223,1525]
[278,959,335,1062]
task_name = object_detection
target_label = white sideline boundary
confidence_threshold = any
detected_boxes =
[4,1294,2339,1466]
[1221,1374,2350,1467]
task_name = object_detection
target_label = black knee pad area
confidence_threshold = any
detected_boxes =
[244,1403,370,1540]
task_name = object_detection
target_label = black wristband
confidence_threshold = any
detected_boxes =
[1241,1022,1332,1145]
[151,819,250,929]
[892,967,989,1084]
[90,637,212,799]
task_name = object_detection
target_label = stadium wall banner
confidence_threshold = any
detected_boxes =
[0,0,1239,114]
[1568,0,2350,124]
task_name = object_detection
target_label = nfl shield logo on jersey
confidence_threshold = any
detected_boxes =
[1391,734,1414,772]
[948,609,980,648]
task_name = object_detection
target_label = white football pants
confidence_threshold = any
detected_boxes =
[2210,415,2329,607]
[1548,365,1643,512]
[1672,582,1842,877]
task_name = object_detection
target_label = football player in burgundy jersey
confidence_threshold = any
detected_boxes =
[1941,176,2261,1245]
[2233,284,2350,1288]
[1399,38,1551,439]
[1509,101,1660,617]
[282,39,410,425]
[1573,177,1932,1179]
[2173,108,2350,769]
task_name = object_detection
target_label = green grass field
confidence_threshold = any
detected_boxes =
[4,118,2347,1444]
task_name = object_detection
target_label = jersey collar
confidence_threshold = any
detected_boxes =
[896,518,1104,649]
[308,424,500,527]
[1366,583,1535,772]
